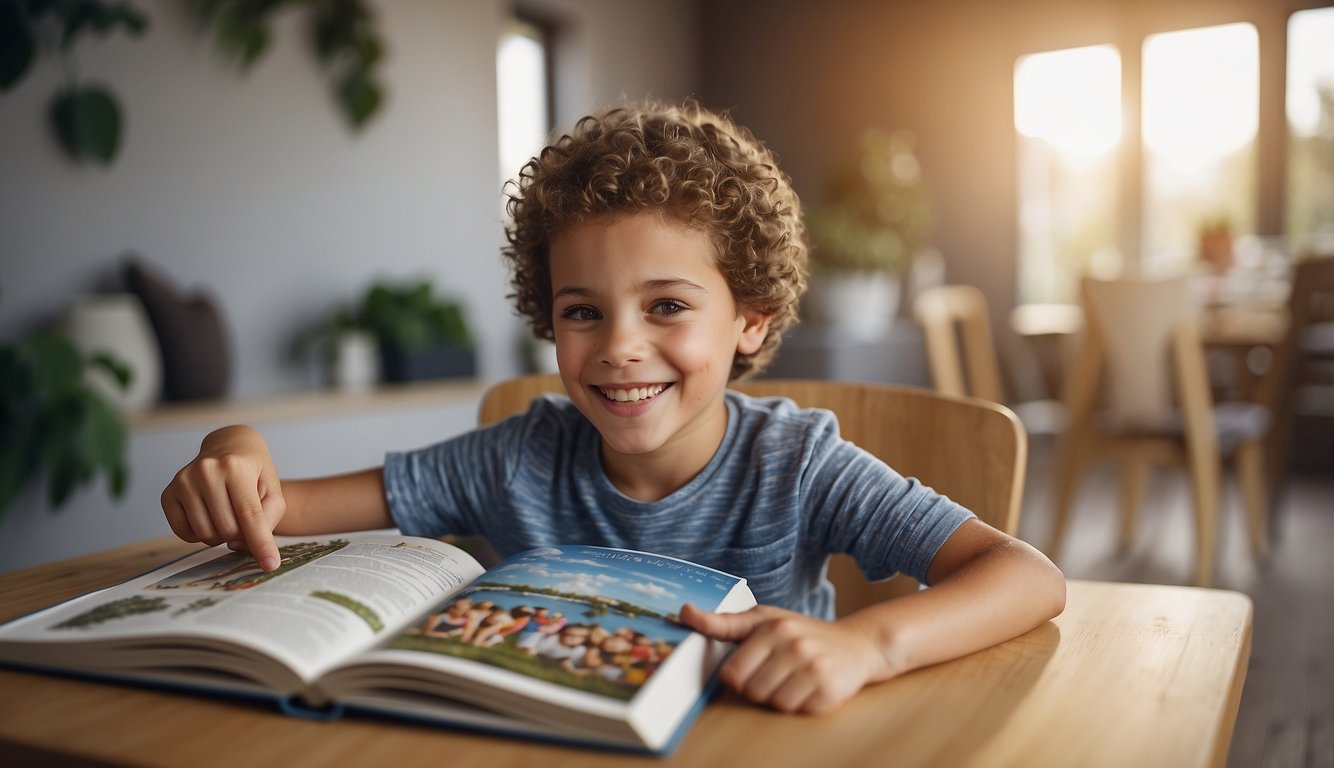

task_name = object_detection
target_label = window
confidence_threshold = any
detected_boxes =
[497,17,552,189]
[1141,23,1259,274]
[1286,7,1334,250]
[1015,22,1275,300]
[1014,45,1122,303]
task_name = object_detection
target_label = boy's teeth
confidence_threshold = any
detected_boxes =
[601,384,665,403]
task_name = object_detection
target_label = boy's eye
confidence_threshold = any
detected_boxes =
[559,305,600,321]
[650,299,687,316]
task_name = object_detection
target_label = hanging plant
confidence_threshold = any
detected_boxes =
[190,0,386,131]
[0,0,150,165]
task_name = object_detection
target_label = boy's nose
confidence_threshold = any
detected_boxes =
[599,316,646,367]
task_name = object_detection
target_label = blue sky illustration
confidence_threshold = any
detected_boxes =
[475,545,743,616]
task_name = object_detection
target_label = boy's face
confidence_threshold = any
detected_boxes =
[549,211,769,488]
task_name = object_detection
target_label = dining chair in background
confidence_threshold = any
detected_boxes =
[479,374,1027,617]
[1049,276,1270,587]
[1259,251,1334,493]
[913,284,1068,437]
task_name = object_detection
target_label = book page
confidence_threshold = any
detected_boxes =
[0,532,485,686]
[322,544,754,745]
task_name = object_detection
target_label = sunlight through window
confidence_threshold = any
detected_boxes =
[1014,45,1122,303]
[497,19,550,190]
[1286,7,1334,248]
[1142,23,1258,273]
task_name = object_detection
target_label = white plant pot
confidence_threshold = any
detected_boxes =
[530,339,560,374]
[61,294,162,412]
[333,331,381,393]
[803,271,902,340]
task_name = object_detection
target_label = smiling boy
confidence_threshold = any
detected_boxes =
[162,100,1064,715]
[548,212,770,500]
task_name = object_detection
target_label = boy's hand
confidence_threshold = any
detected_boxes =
[680,603,887,715]
[161,425,286,572]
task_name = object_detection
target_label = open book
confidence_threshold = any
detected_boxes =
[0,532,756,754]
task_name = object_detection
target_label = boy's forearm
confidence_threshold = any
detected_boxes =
[274,468,393,535]
[845,539,1066,682]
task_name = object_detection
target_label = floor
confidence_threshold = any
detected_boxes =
[1017,439,1334,768]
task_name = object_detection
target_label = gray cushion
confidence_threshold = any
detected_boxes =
[124,257,232,401]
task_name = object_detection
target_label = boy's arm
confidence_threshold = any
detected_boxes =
[277,470,393,535]
[680,520,1066,715]
[162,425,392,572]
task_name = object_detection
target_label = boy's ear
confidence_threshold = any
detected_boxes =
[736,307,772,356]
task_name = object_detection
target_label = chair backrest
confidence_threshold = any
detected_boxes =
[1269,253,1334,390]
[479,374,1026,616]
[1078,276,1196,429]
[913,284,1004,402]
[1008,302,1084,401]
[1260,252,1334,479]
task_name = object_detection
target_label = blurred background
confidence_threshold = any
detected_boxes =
[1,1,1332,762]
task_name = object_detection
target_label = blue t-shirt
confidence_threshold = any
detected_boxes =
[384,391,973,619]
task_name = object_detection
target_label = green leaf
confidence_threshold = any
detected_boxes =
[82,395,127,468]
[89,352,133,390]
[47,447,82,509]
[215,4,271,70]
[0,0,36,92]
[337,71,381,130]
[50,85,123,164]
[24,332,84,394]
[109,461,129,498]
[36,396,83,467]
[0,441,37,519]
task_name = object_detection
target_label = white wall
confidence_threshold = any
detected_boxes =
[0,0,701,395]
[0,0,701,572]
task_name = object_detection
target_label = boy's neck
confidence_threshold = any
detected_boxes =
[598,401,730,502]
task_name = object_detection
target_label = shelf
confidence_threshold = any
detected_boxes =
[127,379,493,433]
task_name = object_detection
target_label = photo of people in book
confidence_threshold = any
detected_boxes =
[148,539,350,591]
[391,546,733,702]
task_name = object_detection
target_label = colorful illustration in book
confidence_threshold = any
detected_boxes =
[148,539,350,591]
[311,591,384,632]
[172,597,223,617]
[389,546,725,701]
[51,596,169,630]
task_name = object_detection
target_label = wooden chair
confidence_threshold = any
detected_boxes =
[1258,252,1334,491]
[479,374,1026,617]
[914,284,1003,401]
[1049,276,1270,587]
[913,284,1067,435]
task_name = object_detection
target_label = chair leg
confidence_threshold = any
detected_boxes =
[1235,439,1270,562]
[1185,451,1222,588]
[1048,440,1086,564]
[1117,459,1150,554]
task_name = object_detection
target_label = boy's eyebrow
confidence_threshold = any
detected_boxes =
[643,278,707,293]
[552,278,707,302]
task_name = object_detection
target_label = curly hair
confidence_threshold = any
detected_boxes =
[502,100,808,380]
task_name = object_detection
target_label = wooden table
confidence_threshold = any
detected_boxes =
[1011,300,1290,405]
[0,538,1253,768]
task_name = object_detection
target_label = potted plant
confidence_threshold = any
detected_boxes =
[0,329,131,519]
[298,279,476,387]
[804,129,933,339]
[1198,214,1235,274]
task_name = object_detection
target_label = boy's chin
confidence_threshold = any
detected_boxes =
[598,432,665,457]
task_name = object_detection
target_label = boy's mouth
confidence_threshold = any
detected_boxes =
[596,384,668,403]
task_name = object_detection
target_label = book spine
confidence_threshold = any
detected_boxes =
[279,697,346,722]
